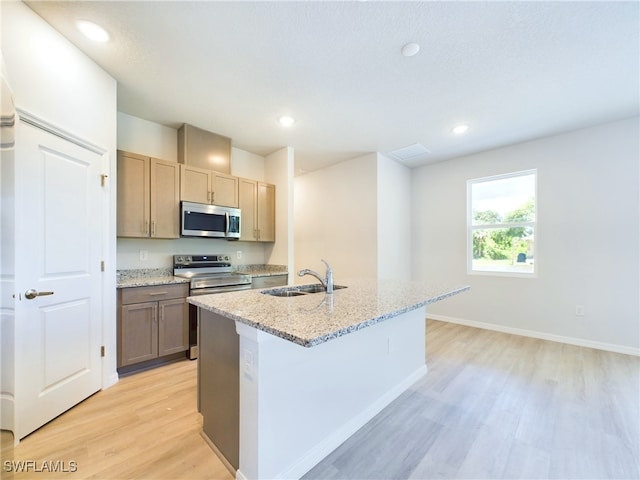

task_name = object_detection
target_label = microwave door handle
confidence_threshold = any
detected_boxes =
[225,211,230,237]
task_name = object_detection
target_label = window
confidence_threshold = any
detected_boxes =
[468,170,536,275]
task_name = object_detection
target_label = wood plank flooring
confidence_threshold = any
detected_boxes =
[4,320,639,479]
[305,320,640,479]
[5,361,232,480]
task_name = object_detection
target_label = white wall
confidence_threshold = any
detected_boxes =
[265,147,294,276]
[412,117,640,354]
[294,153,378,282]
[117,112,177,161]
[294,152,412,284]
[1,0,118,422]
[377,153,411,280]
[115,113,268,269]
[233,147,265,180]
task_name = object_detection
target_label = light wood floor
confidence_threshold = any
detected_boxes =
[4,360,233,480]
[4,320,639,479]
[306,321,640,480]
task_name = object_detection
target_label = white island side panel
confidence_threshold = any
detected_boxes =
[235,306,427,480]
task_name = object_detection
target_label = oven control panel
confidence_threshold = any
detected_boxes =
[174,254,231,266]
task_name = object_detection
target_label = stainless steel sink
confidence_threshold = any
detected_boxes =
[262,284,347,297]
[265,290,308,297]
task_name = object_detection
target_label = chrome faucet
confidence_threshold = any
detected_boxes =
[298,259,334,294]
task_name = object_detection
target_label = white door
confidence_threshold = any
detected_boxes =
[14,119,103,440]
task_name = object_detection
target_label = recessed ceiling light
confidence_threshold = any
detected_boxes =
[401,42,420,57]
[76,20,110,43]
[452,124,470,135]
[278,116,295,127]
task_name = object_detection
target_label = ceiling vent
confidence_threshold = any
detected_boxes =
[385,143,431,163]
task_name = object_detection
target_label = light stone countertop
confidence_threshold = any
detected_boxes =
[235,264,288,278]
[188,279,470,347]
[116,268,190,288]
[116,265,287,288]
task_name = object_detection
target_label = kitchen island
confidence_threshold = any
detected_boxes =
[189,279,469,480]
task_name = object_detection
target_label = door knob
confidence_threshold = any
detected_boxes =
[25,289,54,300]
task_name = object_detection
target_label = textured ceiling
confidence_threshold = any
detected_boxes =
[23,1,640,174]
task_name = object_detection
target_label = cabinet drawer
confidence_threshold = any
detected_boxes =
[251,274,288,289]
[121,283,188,304]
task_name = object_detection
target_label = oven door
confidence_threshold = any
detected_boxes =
[188,283,253,359]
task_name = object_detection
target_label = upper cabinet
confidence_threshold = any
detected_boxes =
[178,123,231,174]
[239,178,275,242]
[117,150,180,238]
[180,164,239,208]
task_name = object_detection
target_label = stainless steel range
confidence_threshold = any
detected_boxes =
[173,254,252,359]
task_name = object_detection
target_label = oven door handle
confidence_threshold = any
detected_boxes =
[190,284,252,296]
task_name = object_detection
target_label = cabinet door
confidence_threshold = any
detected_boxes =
[178,123,231,174]
[150,159,180,238]
[180,164,211,204]
[117,152,149,237]
[212,172,239,208]
[238,177,257,241]
[119,302,158,367]
[158,298,188,357]
[257,182,276,242]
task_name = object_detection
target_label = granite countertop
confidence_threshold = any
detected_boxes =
[116,268,190,288]
[116,265,288,288]
[188,279,470,347]
[236,264,288,278]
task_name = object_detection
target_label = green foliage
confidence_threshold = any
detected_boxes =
[472,199,534,262]
[504,199,535,223]
[473,209,501,224]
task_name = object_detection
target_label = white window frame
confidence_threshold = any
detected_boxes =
[467,169,537,278]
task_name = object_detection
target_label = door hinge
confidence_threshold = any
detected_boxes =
[101,174,108,187]
[101,260,105,272]
[100,346,105,357]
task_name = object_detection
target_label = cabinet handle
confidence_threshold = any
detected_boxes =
[148,292,168,296]
[257,228,261,240]
[211,191,215,204]
[159,305,163,322]
[144,220,149,235]
[152,221,156,237]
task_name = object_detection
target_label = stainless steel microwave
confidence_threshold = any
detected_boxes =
[181,201,241,240]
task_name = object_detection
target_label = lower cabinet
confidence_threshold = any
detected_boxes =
[118,283,189,370]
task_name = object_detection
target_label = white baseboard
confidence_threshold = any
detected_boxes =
[278,365,428,480]
[427,314,640,357]
[0,393,14,435]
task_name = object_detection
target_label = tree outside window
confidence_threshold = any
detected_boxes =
[468,170,536,275]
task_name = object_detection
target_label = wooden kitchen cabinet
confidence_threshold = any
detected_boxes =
[177,123,231,174]
[238,178,275,242]
[180,164,239,208]
[117,284,189,371]
[117,150,180,238]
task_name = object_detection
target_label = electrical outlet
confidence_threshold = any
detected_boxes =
[236,250,242,260]
[575,305,585,316]
[242,349,253,376]
[139,250,148,261]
